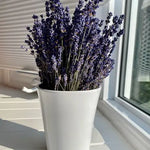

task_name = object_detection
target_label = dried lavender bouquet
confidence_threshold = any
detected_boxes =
[23,0,124,91]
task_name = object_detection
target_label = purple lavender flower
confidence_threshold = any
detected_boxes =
[117,29,124,37]
[64,74,68,87]
[51,55,58,73]
[23,0,124,91]
[77,55,84,72]
[57,46,63,68]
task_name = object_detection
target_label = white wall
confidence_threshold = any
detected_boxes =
[96,0,110,19]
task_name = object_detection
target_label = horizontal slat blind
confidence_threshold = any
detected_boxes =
[0,0,78,70]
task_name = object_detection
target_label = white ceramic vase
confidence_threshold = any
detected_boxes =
[38,87,101,150]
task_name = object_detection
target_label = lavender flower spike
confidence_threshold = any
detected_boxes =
[51,55,58,73]
[23,0,124,91]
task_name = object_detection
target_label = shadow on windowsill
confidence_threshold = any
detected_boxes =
[0,119,46,150]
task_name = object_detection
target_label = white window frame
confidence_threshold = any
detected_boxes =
[107,0,150,122]
[98,0,150,150]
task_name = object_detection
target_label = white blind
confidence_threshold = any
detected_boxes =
[0,0,78,70]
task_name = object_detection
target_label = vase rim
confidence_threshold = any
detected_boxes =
[38,85,102,93]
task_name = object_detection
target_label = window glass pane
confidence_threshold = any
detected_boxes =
[122,0,150,115]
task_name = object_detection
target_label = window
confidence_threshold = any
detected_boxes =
[119,0,150,115]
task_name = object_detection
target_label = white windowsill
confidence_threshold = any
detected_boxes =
[0,85,135,150]
[99,99,150,150]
